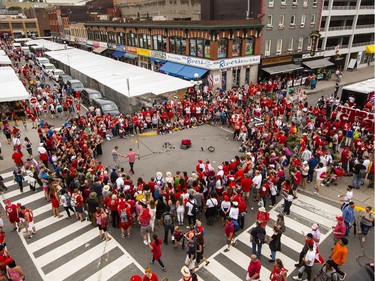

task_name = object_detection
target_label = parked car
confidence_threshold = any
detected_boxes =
[42,63,56,75]
[91,98,120,116]
[67,79,84,93]
[58,74,72,88]
[35,57,49,68]
[50,69,64,82]
[81,88,103,106]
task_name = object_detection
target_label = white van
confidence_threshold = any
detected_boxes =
[12,43,21,49]
[42,63,56,75]
[36,57,49,67]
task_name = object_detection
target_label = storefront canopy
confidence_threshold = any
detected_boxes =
[0,67,29,102]
[0,50,6,56]
[365,45,375,54]
[92,47,107,54]
[0,56,12,65]
[160,62,208,80]
[45,48,192,97]
[262,64,303,75]
[302,59,334,70]
[112,51,125,58]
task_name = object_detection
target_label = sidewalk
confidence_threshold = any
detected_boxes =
[303,65,375,95]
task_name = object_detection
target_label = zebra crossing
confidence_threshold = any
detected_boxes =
[0,172,145,281]
[192,193,340,281]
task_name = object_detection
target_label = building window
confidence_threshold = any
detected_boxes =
[245,37,254,55]
[189,38,210,58]
[301,14,306,27]
[281,0,286,6]
[11,23,23,29]
[288,38,293,52]
[232,37,241,57]
[139,34,151,49]
[303,0,308,7]
[218,38,228,58]
[117,32,125,45]
[298,37,303,51]
[311,14,316,25]
[265,40,271,56]
[307,37,312,50]
[276,39,282,54]
[292,0,298,7]
[313,0,317,7]
[87,30,93,40]
[152,35,166,51]
[0,23,9,29]
[100,31,107,42]
[25,23,36,29]
[93,30,99,41]
[169,36,186,55]
[279,15,285,28]
[108,32,116,44]
[267,15,273,27]
[127,33,137,47]
[290,14,296,27]
[269,0,274,7]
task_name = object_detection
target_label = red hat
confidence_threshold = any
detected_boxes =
[198,160,203,163]
[6,199,11,204]
[130,275,142,281]
[336,216,343,221]
[224,195,229,201]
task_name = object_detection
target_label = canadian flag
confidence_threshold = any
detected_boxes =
[335,45,340,55]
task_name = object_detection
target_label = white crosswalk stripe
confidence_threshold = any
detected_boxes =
[190,192,340,281]
[0,173,145,281]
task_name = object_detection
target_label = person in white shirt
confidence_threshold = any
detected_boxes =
[228,201,239,221]
[314,163,327,196]
[301,148,312,162]
[115,174,125,191]
[339,186,354,211]
[293,243,316,281]
[252,170,262,201]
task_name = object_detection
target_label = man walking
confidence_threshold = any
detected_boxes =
[124,148,140,174]
[246,254,261,281]
[111,146,123,169]
[342,202,355,236]
[329,237,348,280]
[250,221,266,258]
[161,206,174,245]
[293,243,316,281]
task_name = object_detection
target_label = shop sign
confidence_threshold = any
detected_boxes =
[99,42,107,48]
[336,106,374,131]
[126,46,137,53]
[150,50,166,60]
[86,40,93,46]
[262,56,292,66]
[116,45,125,51]
[165,53,260,70]
[302,52,325,59]
[137,48,151,57]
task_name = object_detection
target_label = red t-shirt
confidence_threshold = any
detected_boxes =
[143,273,158,281]
[6,204,17,218]
[248,260,261,279]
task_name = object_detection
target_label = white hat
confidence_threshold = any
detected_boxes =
[233,201,238,206]
[218,165,223,170]
[156,172,162,178]
[166,171,172,177]
[258,207,266,212]
[103,185,110,192]
[181,266,190,278]
[303,161,308,165]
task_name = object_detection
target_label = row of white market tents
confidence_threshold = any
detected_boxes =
[0,49,12,65]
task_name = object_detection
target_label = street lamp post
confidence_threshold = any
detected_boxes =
[126,78,131,114]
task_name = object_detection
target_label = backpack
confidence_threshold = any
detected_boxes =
[163,212,173,226]
[314,265,338,281]
[256,229,266,244]
[233,220,240,233]
[70,194,77,207]
[120,210,128,223]
[64,193,71,206]
[190,201,199,216]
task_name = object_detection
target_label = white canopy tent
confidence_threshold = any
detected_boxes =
[0,56,12,65]
[0,50,6,56]
[0,67,29,102]
[24,39,72,51]
[46,48,193,98]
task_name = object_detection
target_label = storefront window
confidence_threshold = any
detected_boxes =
[87,30,93,40]
[189,38,196,56]
[232,37,241,57]
[117,32,125,45]
[127,33,137,47]
[168,37,186,55]
[93,30,99,41]
[139,34,150,49]
[153,35,167,51]
[190,38,210,58]
[218,38,228,58]
[181,38,187,55]
[245,37,254,55]
[108,32,116,44]
[100,31,107,43]
[169,37,176,53]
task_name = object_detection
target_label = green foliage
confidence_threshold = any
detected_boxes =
[7,6,22,10]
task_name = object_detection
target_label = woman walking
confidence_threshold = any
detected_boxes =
[268,225,281,262]
[269,259,287,281]
[195,233,209,268]
[358,206,374,242]
[60,190,75,219]
[95,207,112,241]
[176,195,185,226]
[6,260,25,281]
[282,189,294,215]
[50,184,62,218]
[148,233,167,272]
[24,137,33,157]
[275,213,286,251]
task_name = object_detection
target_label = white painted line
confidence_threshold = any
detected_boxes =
[237,232,294,276]
[291,204,336,230]
[202,259,243,281]
[35,228,99,267]
[84,255,133,281]
[33,211,68,231]
[28,220,90,252]
[44,241,117,281]
[296,193,341,220]
[264,225,304,254]
[269,209,311,237]
[1,171,15,179]
[32,204,52,218]
[6,191,44,206]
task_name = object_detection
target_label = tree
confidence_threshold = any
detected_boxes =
[8,6,22,10]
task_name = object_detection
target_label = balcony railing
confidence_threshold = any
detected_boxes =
[356,24,374,29]
[325,45,348,50]
[352,42,374,47]
[323,6,356,10]
[359,5,374,9]
[328,26,352,31]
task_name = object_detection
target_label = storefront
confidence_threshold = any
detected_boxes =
[302,53,335,80]
[124,46,138,66]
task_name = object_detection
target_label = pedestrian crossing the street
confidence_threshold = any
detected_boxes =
[191,193,340,281]
[0,173,145,281]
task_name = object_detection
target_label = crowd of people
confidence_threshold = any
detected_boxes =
[1,39,374,281]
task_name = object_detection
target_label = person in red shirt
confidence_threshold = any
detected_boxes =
[291,166,302,198]
[11,149,23,166]
[143,267,159,281]
[269,259,287,281]
[5,200,19,232]
[246,254,262,280]
[224,217,237,252]
[20,205,36,240]
[241,174,253,201]
[73,189,85,222]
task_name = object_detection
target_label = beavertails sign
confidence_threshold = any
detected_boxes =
[336,105,374,132]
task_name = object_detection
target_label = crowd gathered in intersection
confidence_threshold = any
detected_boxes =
[1,39,374,281]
